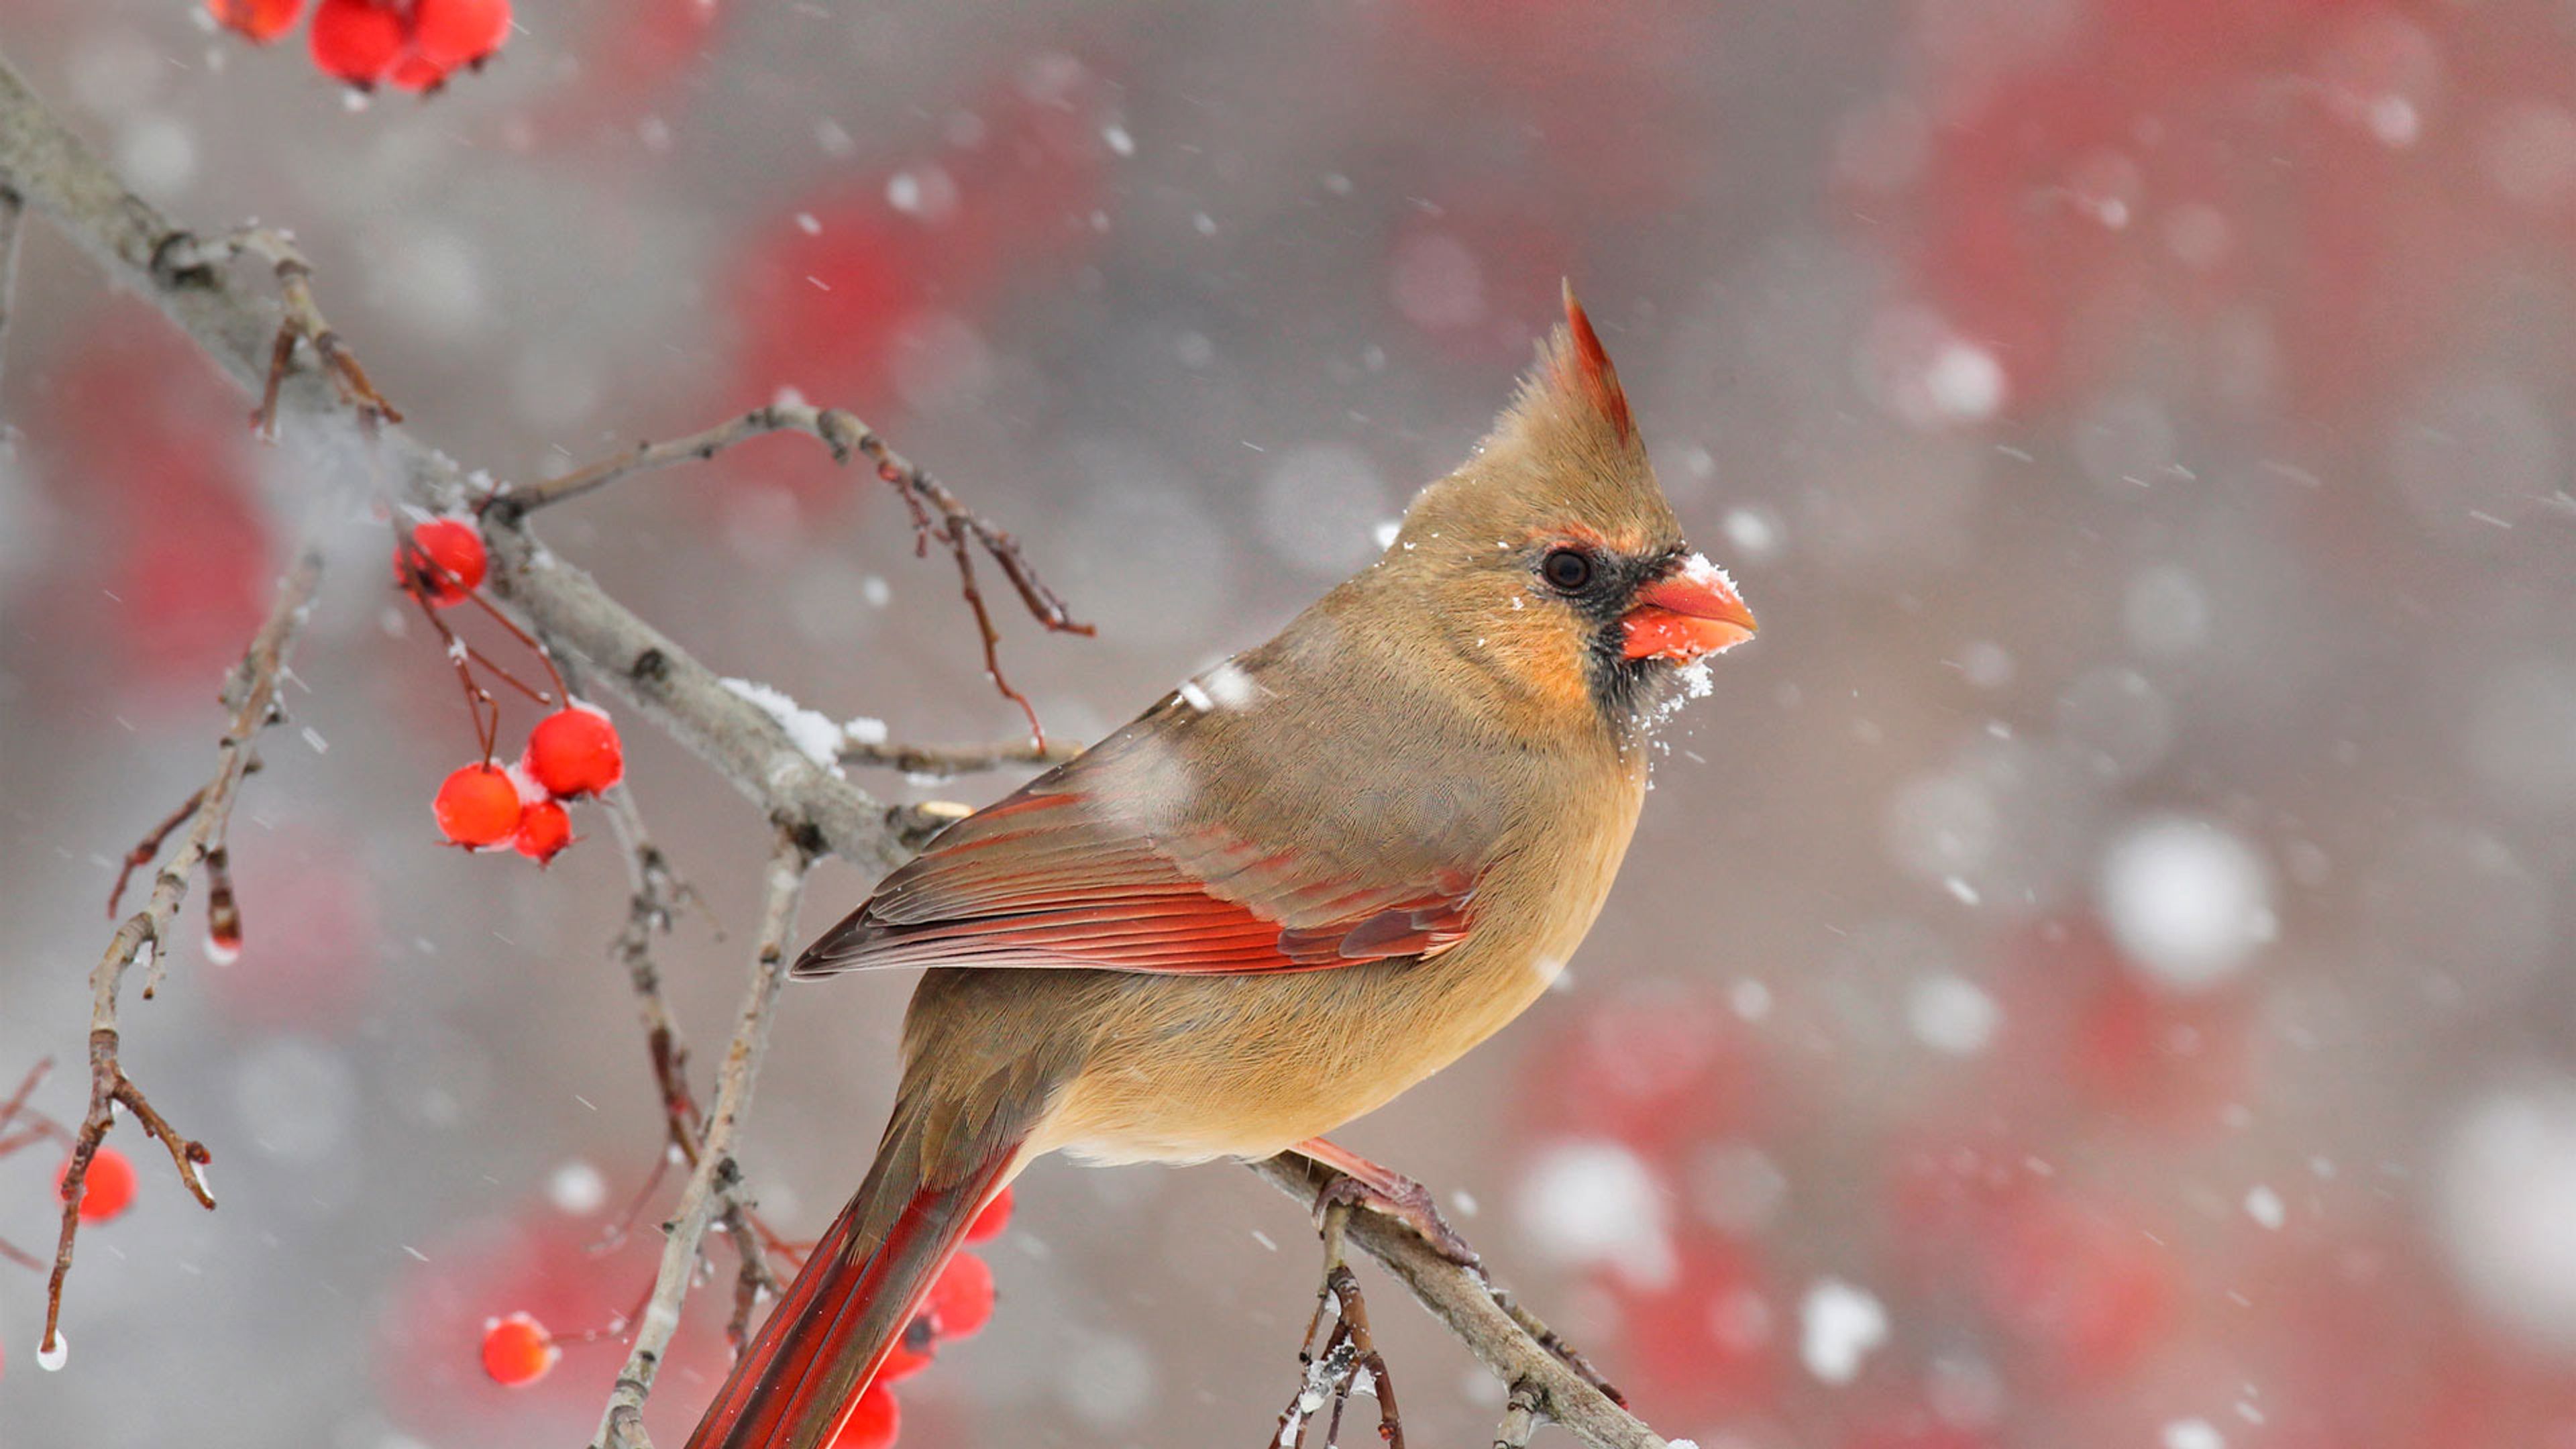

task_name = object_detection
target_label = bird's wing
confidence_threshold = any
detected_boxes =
[795,710,1483,978]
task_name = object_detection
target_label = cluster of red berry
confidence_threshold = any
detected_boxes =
[474,1186,1013,1449]
[395,519,624,865]
[206,0,511,93]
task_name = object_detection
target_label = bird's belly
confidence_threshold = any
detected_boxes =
[1032,941,1566,1167]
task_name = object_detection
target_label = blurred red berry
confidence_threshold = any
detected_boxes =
[829,1381,900,1449]
[922,1251,994,1340]
[513,799,573,864]
[524,707,625,798]
[55,1146,137,1223]
[207,0,305,42]
[309,0,407,86]
[385,50,451,93]
[435,763,522,847]
[398,519,487,606]
[413,0,511,68]
[478,1311,559,1387]
[1979,1191,2180,1381]
[964,1185,1013,1244]
[874,1316,935,1387]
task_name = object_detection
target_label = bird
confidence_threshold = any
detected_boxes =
[686,284,1757,1449]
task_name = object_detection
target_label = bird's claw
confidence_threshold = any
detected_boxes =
[1313,1170,1482,1268]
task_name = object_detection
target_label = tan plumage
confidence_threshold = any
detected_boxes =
[686,286,1756,1449]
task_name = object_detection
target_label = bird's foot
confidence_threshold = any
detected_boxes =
[1312,1169,1481,1268]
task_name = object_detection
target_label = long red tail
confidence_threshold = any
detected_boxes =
[685,1145,1015,1449]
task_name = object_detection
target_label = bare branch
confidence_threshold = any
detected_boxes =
[490,402,1092,745]
[594,835,810,1449]
[1249,1154,1668,1449]
[154,225,400,437]
[1274,1203,1407,1449]
[45,545,325,1357]
[839,733,1078,778]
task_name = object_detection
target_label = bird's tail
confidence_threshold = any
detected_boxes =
[683,1132,1019,1449]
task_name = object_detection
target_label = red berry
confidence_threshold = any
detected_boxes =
[434,763,522,847]
[207,0,306,42]
[396,518,486,606]
[513,799,573,863]
[55,1146,138,1224]
[524,707,625,798]
[479,1311,559,1387]
[829,1382,900,1449]
[413,0,512,68]
[965,1185,1012,1244]
[385,50,451,93]
[924,1251,994,1340]
[309,0,407,85]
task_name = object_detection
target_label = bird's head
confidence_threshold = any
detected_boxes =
[1371,284,1756,739]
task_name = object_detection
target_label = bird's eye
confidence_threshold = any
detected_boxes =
[1540,547,1595,592]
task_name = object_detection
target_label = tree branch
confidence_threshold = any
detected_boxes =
[1248,1155,1670,1449]
[596,834,810,1449]
[839,733,1078,779]
[44,544,325,1359]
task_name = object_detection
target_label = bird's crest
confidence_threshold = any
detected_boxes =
[1491,281,1643,466]
[1550,281,1634,443]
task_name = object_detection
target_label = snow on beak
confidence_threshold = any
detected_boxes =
[1621,553,1757,663]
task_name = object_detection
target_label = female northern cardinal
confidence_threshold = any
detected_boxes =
[688,286,1756,1448]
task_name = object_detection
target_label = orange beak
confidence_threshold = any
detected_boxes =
[1621,555,1758,663]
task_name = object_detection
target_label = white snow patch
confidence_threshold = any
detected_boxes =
[1721,507,1783,563]
[36,1331,67,1371]
[2437,1083,2576,1348]
[1515,1139,1674,1288]
[1730,979,1772,1021]
[2161,1419,2224,1449]
[2098,815,2276,991]
[1799,1279,1888,1385]
[1672,551,1741,602]
[549,1159,608,1215]
[1198,661,1263,710]
[843,716,890,747]
[2244,1184,2285,1231]
[1907,974,2000,1057]
[1923,340,2005,421]
[720,678,851,777]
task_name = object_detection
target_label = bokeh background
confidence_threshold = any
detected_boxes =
[5,1,2576,1446]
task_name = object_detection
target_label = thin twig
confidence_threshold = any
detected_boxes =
[45,545,325,1357]
[839,733,1079,778]
[105,787,207,919]
[598,783,706,1166]
[153,225,399,437]
[490,402,1093,745]
[594,834,809,1449]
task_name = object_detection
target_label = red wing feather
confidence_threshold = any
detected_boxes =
[796,787,1477,979]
